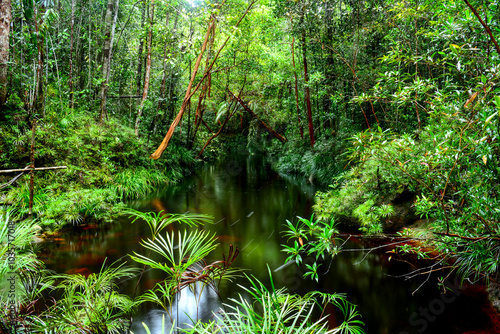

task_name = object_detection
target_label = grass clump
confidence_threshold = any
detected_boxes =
[0,111,194,228]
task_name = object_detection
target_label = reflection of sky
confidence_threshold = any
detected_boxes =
[130,282,221,333]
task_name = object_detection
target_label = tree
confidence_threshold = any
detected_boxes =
[150,0,257,159]
[301,30,314,147]
[99,0,120,123]
[0,0,11,111]
[135,0,154,137]
[33,0,45,115]
[68,0,75,110]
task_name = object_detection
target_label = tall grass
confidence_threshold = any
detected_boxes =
[112,169,169,200]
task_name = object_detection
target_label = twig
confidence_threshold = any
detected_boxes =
[0,171,28,190]
[462,0,500,56]
[340,239,411,265]
[433,232,500,242]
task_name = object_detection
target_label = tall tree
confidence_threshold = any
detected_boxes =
[289,16,303,139]
[33,0,45,115]
[136,1,146,96]
[69,0,75,109]
[99,0,120,123]
[0,0,11,111]
[158,10,172,114]
[135,0,154,136]
[301,31,314,147]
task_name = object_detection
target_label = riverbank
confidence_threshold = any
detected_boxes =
[0,112,197,230]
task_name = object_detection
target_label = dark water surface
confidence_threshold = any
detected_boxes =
[39,155,498,333]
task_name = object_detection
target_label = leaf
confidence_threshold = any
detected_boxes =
[494,96,500,108]
[481,75,487,84]
[483,155,487,165]
[484,111,498,127]
[464,91,478,108]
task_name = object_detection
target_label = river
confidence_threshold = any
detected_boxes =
[39,155,499,333]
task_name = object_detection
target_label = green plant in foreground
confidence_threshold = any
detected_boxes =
[35,260,139,334]
[126,209,213,239]
[0,208,52,332]
[282,215,341,281]
[127,210,241,325]
[185,270,364,334]
[127,210,361,333]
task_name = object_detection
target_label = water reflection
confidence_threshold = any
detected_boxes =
[130,282,221,333]
[38,155,497,334]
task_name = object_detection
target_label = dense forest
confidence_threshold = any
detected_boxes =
[1,0,499,332]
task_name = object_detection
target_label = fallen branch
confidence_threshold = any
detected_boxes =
[0,166,67,173]
[433,232,500,242]
[0,172,26,190]
[229,90,287,144]
[197,101,238,158]
[150,0,256,160]
[149,14,217,159]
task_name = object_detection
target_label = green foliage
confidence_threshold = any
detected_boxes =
[268,135,347,187]
[282,215,341,280]
[0,208,53,331]
[128,211,241,325]
[185,271,364,334]
[315,95,500,283]
[126,209,212,239]
[36,261,138,333]
[313,132,401,234]
[0,112,195,228]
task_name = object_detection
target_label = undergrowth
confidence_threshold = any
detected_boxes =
[0,110,194,228]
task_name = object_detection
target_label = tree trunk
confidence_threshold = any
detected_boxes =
[69,0,75,109]
[150,0,256,159]
[87,14,92,91]
[158,11,171,113]
[136,2,146,95]
[33,1,45,115]
[302,32,315,147]
[0,0,11,110]
[99,0,119,123]
[29,120,36,217]
[290,17,303,139]
[99,0,114,123]
[135,0,154,137]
